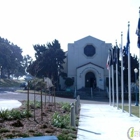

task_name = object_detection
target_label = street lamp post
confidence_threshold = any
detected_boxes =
[134,68,138,106]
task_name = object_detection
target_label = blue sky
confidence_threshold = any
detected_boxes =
[0,0,139,59]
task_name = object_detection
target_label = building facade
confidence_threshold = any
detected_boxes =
[60,36,112,90]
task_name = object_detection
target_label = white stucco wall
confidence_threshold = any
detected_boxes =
[61,35,112,90]
[77,63,104,90]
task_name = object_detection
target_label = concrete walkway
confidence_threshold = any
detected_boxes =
[0,99,22,110]
[77,104,140,140]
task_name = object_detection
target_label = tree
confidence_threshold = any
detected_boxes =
[27,39,66,88]
[14,65,25,78]
[120,46,139,86]
[0,37,24,78]
[23,55,33,74]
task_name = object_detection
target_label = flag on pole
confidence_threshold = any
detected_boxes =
[114,42,119,109]
[120,32,124,112]
[126,22,131,116]
[106,49,112,106]
[125,27,130,55]
[106,55,110,70]
[136,7,140,110]
[106,49,113,70]
[111,48,115,107]
[136,10,140,48]
[113,45,118,64]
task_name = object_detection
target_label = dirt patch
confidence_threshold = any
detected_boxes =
[0,101,79,140]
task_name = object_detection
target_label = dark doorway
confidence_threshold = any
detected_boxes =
[85,72,96,88]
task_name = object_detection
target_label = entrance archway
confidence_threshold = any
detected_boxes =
[85,72,96,88]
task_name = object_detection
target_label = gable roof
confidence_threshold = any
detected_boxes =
[74,35,105,44]
[77,62,104,69]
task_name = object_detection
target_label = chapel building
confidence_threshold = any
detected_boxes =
[60,35,112,90]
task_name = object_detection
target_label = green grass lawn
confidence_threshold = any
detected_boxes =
[119,105,139,118]
[16,89,46,94]
[0,79,24,87]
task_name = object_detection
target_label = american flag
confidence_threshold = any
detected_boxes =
[106,49,112,70]
[125,26,130,55]
[136,9,140,48]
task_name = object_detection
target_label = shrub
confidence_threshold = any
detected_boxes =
[0,109,32,120]
[0,128,10,133]
[0,109,10,120]
[68,133,77,139]
[52,112,70,128]
[21,110,32,118]
[9,109,22,119]
[60,102,71,112]
[5,133,15,139]
[57,133,68,140]
[65,77,74,87]
[25,101,41,109]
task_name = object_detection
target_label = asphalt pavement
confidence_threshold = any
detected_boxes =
[0,90,109,104]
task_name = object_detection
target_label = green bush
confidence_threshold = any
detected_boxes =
[9,109,22,119]
[0,109,32,120]
[68,133,77,138]
[57,133,68,140]
[0,109,10,119]
[5,133,15,139]
[52,112,70,128]
[21,110,32,118]
[65,77,74,87]
[60,102,71,112]
[0,128,10,133]
[25,101,41,108]
[57,131,76,140]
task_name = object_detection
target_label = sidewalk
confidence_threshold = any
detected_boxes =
[0,99,22,110]
[77,104,140,140]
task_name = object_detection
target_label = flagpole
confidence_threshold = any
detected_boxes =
[139,49,140,118]
[109,67,111,105]
[112,48,115,107]
[128,21,131,116]
[107,49,112,105]
[116,41,119,109]
[138,7,140,118]
[121,32,124,112]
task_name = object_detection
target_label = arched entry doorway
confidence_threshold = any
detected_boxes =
[85,72,96,88]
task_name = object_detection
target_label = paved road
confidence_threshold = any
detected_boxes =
[0,90,109,104]
[0,89,137,106]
